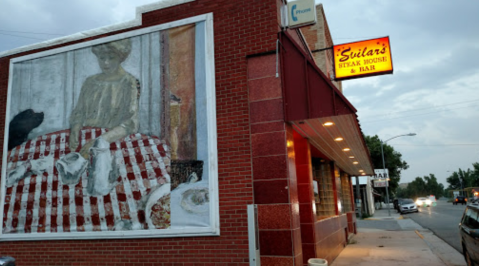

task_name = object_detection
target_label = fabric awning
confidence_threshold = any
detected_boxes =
[280,32,373,176]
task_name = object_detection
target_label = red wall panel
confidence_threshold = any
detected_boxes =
[0,0,278,265]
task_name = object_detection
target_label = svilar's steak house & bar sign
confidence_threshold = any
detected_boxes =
[333,36,393,80]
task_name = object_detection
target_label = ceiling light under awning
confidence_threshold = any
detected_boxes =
[279,32,373,176]
[292,115,374,176]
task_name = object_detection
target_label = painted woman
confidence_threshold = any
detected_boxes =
[68,38,140,158]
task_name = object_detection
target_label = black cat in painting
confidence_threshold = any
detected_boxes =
[8,109,44,150]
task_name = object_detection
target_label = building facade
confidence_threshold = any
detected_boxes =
[352,176,378,216]
[0,1,373,265]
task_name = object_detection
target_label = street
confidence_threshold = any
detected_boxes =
[400,199,467,253]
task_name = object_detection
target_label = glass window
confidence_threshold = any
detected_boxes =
[335,165,343,214]
[464,209,479,229]
[312,159,336,219]
[340,172,352,212]
[470,210,479,229]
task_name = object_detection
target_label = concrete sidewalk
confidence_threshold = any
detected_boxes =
[330,208,466,266]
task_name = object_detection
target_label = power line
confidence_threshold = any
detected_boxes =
[380,99,479,115]
[394,144,479,146]
[0,32,48,41]
[360,105,475,124]
[0,29,65,36]
[360,99,479,124]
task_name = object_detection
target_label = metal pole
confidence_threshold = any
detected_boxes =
[355,176,362,219]
[379,133,416,217]
[380,141,391,216]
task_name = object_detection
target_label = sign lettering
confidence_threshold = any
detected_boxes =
[333,37,393,80]
[373,169,389,180]
[374,180,388,187]
[287,0,317,28]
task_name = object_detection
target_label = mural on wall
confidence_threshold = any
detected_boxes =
[1,16,217,239]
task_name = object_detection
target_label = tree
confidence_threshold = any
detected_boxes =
[424,174,445,198]
[407,177,426,199]
[471,163,479,186]
[395,174,444,199]
[446,162,479,196]
[364,135,410,197]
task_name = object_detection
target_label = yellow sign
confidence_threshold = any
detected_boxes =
[333,37,393,80]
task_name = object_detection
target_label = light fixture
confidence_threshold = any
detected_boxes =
[349,156,355,159]
[342,148,350,151]
[323,122,334,127]
[334,137,343,141]
[287,140,293,147]
[359,170,364,172]
[353,161,359,164]
[361,173,366,175]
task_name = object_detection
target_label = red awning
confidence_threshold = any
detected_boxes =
[280,32,373,176]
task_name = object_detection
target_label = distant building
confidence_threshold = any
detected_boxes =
[351,176,377,216]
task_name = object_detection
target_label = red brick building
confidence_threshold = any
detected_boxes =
[0,1,373,265]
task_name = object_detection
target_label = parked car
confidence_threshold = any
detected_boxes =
[454,196,468,205]
[459,203,479,265]
[0,256,15,266]
[398,198,418,214]
[393,198,403,211]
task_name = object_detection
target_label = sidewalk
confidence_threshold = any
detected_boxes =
[331,207,466,266]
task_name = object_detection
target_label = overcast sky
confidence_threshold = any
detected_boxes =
[1,0,478,187]
[318,0,479,188]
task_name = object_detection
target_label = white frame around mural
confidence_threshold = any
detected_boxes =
[0,13,219,241]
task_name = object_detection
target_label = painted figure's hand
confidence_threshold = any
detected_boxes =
[79,140,95,159]
[69,129,79,152]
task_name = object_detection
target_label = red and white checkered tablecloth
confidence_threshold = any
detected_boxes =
[2,128,171,234]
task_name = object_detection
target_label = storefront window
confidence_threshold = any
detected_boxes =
[341,172,352,212]
[335,165,343,214]
[312,159,336,219]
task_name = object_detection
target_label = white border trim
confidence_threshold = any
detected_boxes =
[0,0,196,58]
[0,12,219,241]
[11,13,206,63]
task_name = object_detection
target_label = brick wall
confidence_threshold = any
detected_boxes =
[0,1,279,265]
[302,4,342,92]
[315,215,348,263]
[247,53,303,266]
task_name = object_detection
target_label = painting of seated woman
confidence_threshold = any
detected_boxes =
[1,18,216,240]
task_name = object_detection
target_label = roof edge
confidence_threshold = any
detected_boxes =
[0,0,195,58]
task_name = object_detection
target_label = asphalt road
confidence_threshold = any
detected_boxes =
[401,199,467,253]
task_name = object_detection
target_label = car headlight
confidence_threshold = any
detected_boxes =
[426,200,432,205]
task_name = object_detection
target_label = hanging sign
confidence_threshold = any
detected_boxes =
[333,36,393,80]
[374,180,388,187]
[286,0,317,28]
[373,169,389,180]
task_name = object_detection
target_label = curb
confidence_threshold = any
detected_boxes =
[415,229,466,266]
[364,215,404,221]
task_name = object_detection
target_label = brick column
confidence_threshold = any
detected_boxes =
[293,130,317,265]
[248,54,302,266]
